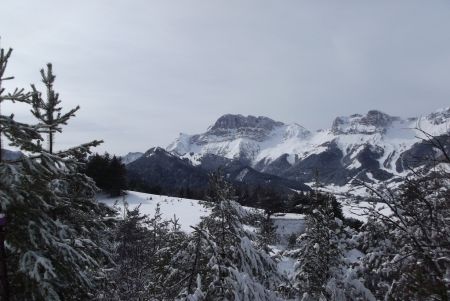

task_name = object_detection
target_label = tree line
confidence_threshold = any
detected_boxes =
[84,153,127,197]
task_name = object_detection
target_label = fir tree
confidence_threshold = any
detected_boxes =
[257,211,278,252]
[85,153,127,196]
[292,191,344,300]
[0,47,34,161]
[358,169,450,300]
[356,131,450,300]
[30,63,79,154]
[167,171,283,300]
[0,45,34,301]
[100,202,154,300]
[108,155,127,196]
[0,46,115,300]
[99,201,187,300]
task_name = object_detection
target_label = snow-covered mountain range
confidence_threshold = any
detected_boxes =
[124,108,449,193]
[166,108,450,185]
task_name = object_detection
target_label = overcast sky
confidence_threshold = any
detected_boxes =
[2,0,450,154]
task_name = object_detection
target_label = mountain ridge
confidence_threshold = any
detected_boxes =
[126,108,450,195]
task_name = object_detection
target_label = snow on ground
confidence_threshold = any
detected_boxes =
[345,248,364,264]
[235,168,250,182]
[341,200,392,222]
[318,183,395,221]
[99,191,307,236]
[98,191,319,282]
[98,191,210,233]
[272,213,306,244]
[270,213,306,276]
[277,256,297,278]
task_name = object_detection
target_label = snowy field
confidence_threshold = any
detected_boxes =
[98,191,210,233]
[272,213,306,244]
[98,191,307,239]
[98,191,366,280]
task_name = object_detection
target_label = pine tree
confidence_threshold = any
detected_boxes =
[85,153,127,196]
[0,47,35,161]
[293,192,343,300]
[356,132,450,300]
[30,63,79,154]
[166,171,283,300]
[254,187,282,251]
[257,211,278,252]
[85,153,109,189]
[108,155,127,196]
[100,202,154,300]
[0,46,115,300]
[0,45,35,301]
[359,171,450,300]
[99,201,188,300]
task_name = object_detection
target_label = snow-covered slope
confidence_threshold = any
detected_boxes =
[98,191,210,232]
[98,191,308,235]
[166,108,450,185]
[98,191,310,282]
[272,213,306,244]
[121,152,143,165]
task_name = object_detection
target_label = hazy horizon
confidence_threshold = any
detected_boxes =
[2,0,450,154]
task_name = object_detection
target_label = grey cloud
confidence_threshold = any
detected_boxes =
[1,0,450,154]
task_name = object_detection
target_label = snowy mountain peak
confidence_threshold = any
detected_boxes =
[134,107,450,189]
[166,114,310,163]
[167,133,192,156]
[425,107,450,126]
[210,114,284,132]
[204,114,286,143]
[412,107,450,137]
[331,110,401,135]
[144,146,173,157]
[283,123,311,140]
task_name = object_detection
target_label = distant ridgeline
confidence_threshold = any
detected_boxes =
[123,108,450,203]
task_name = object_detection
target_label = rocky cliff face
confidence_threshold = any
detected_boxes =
[167,114,310,164]
[331,110,401,135]
[210,114,284,132]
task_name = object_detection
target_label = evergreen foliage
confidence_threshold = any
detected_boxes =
[98,200,187,300]
[257,211,278,252]
[293,192,344,300]
[30,64,79,154]
[358,166,450,300]
[85,153,127,196]
[289,191,375,301]
[0,46,115,300]
[165,171,284,300]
